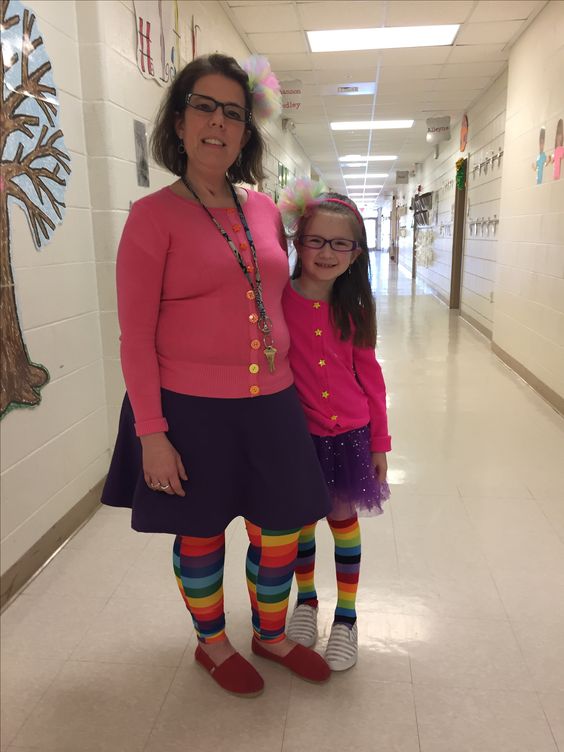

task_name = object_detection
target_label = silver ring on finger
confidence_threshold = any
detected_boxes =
[149,481,160,489]
[159,483,171,490]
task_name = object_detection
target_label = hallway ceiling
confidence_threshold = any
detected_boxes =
[221,0,547,209]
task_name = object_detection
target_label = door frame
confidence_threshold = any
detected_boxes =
[449,158,467,309]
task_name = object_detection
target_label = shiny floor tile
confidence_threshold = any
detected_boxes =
[414,686,559,752]
[2,257,563,751]
[11,662,176,752]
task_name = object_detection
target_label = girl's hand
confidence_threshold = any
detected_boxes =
[140,432,188,496]
[371,452,388,483]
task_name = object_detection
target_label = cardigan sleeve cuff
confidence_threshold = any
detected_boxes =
[371,435,392,453]
[134,417,169,437]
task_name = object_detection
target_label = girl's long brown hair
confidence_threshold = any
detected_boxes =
[291,193,376,348]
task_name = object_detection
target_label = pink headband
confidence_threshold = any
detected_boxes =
[278,179,364,232]
[325,198,364,226]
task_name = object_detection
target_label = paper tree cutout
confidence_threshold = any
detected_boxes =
[0,0,71,417]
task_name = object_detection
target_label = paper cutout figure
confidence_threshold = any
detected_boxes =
[460,114,468,152]
[133,0,180,86]
[1,0,71,417]
[533,127,547,184]
[551,119,563,180]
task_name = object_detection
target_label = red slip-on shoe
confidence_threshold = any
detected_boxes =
[195,645,264,697]
[251,638,330,683]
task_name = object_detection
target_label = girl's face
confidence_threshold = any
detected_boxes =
[296,211,360,286]
[175,73,250,176]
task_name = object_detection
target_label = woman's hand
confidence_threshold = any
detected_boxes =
[140,432,187,496]
[371,452,388,483]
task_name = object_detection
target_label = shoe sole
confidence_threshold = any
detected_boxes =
[326,658,357,672]
[195,658,264,698]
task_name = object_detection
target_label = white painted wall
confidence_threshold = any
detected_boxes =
[461,71,507,333]
[397,70,508,337]
[0,0,310,577]
[493,0,564,400]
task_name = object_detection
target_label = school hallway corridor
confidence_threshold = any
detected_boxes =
[2,253,563,752]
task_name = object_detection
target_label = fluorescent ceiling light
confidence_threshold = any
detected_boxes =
[343,162,368,167]
[332,120,413,131]
[349,191,381,195]
[350,194,380,198]
[344,184,383,189]
[344,173,388,179]
[307,25,459,53]
[339,155,397,162]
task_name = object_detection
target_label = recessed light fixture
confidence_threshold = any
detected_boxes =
[343,162,368,167]
[345,185,383,190]
[307,25,459,53]
[339,155,397,162]
[344,173,388,179]
[331,120,413,131]
[349,193,381,198]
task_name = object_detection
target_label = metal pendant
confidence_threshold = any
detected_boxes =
[264,345,277,373]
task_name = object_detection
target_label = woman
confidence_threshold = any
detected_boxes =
[101,53,331,697]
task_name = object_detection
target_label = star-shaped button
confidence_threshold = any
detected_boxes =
[315,328,322,336]
[321,391,329,399]
[330,415,338,421]
[318,359,326,367]
[313,302,321,309]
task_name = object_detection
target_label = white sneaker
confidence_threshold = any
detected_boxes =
[286,603,318,647]
[325,622,358,671]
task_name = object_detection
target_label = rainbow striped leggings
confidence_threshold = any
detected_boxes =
[173,521,300,644]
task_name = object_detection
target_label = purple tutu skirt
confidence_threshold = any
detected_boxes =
[310,424,390,518]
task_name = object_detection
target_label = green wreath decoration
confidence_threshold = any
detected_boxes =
[455,158,466,191]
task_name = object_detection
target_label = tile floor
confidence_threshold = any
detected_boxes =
[2,256,563,751]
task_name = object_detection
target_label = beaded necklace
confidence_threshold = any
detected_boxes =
[180,175,277,372]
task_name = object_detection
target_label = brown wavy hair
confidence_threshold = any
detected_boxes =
[150,53,265,184]
[291,193,376,347]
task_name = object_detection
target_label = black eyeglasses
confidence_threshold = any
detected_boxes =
[185,93,251,124]
[298,235,359,253]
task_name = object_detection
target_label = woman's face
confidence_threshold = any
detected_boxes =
[175,73,250,177]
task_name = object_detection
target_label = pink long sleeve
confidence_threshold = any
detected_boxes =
[353,346,391,452]
[116,202,170,436]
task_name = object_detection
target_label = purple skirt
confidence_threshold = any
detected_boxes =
[102,387,331,537]
[311,425,390,518]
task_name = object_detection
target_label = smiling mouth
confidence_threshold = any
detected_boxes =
[315,262,338,268]
[202,138,225,147]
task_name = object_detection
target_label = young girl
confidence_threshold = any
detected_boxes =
[279,181,391,671]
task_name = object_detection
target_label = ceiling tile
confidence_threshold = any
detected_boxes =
[231,3,300,32]
[297,1,387,29]
[378,65,443,81]
[469,0,545,22]
[385,0,475,25]
[455,20,524,44]
[314,67,382,84]
[432,76,493,91]
[269,53,312,71]
[311,50,381,70]
[440,61,506,77]
[377,47,453,66]
[249,31,308,54]
[446,44,510,63]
